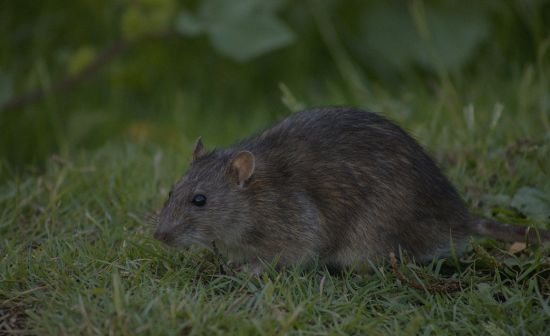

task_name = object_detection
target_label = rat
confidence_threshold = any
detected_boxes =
[154,106,550,272]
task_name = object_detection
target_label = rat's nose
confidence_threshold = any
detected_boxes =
[153,228,171,242]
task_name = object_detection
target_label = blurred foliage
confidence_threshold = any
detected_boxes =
[0,0,550,176]
[361,2,490,71]
[176,0,295,61]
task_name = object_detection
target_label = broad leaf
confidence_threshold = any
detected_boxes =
[174,0,294,61]
[208,15,294,61]
[175,11,203,36]
[361,3,489,71]
[511,187,550,222]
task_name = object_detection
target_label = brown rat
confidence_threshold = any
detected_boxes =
[154,107,550,271]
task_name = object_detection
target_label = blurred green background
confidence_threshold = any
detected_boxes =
[1,0,549,178]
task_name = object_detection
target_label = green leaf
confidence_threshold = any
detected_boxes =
[121,7,149,41]
[121,0,176,41]
[67,46,96,75]
[361,4,421,70]
[361,3,489,71]
[423,6,489,70]
[175,10,203,36]
[198,0,286,23]
[208,14,294,61]
[511,187,550,222]
[176,0,294,61]
[483,194,511,207]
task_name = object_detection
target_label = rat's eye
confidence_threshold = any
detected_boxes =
[191,194,207,207]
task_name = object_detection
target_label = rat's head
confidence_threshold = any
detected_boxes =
[154,137,256,248]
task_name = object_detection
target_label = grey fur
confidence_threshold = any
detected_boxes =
[154,107,548,270]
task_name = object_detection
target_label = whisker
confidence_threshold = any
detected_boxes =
[145,212,159,227]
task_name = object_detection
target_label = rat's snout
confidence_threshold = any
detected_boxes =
[153,227,171,243]
[153,222,177,244]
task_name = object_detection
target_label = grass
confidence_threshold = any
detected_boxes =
[2,55,550,335]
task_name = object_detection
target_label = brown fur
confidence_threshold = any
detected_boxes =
[154,107,549,270]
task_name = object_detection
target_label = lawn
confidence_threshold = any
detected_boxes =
[1,1,550,335]
[2,77,550,334]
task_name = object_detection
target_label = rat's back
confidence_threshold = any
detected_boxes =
[237,107,471,266]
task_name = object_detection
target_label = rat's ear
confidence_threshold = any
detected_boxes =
[229,151,255,187]
[192,137,206,162]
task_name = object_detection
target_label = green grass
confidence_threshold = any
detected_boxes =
[2,67,550,335]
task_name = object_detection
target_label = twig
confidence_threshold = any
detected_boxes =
[0,29,174,113]
[1,39,127,112]
[389,252,462,293]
